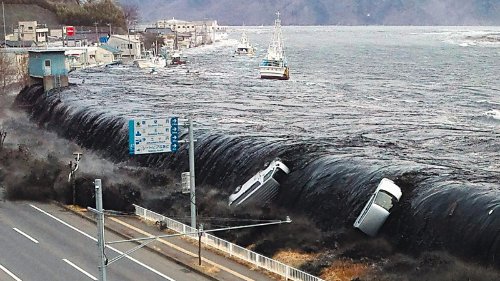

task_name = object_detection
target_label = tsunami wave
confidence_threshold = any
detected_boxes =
[14,84,500,268]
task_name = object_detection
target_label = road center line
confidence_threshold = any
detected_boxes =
[12,228,39,244]
[0,263,23,281]
[62,259,97,281]
[29,204,175,281]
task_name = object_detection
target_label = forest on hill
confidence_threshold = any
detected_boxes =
[118,0,499,26]
[2,0,129,29]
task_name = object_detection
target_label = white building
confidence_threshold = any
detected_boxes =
[156,18,195,33]
[107,34,142,59]
[155,18,226,46]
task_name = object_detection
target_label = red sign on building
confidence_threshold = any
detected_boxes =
[65,26,75,36]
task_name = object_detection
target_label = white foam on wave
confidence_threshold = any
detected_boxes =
[484,110,500,120]
[443,29,500,47]
[183,39,238,56]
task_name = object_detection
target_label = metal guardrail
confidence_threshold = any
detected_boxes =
[133,204,324,281]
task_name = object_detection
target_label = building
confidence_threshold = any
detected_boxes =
[64,32,90,47]
[96,45,121,64]
[18,21,37,41]
[144,27,174,36]
[1,40,36,48]
[28,50,68,91]
[154,18,225,46]
[107,34,141,59]
[156,18,195,33]
[16,21,49,43]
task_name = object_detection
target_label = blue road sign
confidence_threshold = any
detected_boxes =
[129,117,179,155]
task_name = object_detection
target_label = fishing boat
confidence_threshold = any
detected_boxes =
[169,50,187,65]
[167,28,187,66]
[259,12,289,80]
[133,50,166,68]
[235,32,255,56]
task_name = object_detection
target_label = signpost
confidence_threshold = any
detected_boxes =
[64,26,75,37]
[128,117,179,155]
[128,116,196,228]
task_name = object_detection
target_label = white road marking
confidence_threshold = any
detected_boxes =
[0,263,23,281]
[62,259,97,281]
[30,204,176,281]
[12,228,39,244]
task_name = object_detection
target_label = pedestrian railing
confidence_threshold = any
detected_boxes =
[133,204,324,281]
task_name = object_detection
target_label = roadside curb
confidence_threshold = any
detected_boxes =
[55,202,219,281]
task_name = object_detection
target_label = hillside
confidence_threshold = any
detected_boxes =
[0,0,127,40]
[0,4,60,39]
[118,0,500,26]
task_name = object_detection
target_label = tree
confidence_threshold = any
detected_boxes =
[121,3,140,27]
[16,54,29,87]
[0,52,16,96]
[143,33,165,53]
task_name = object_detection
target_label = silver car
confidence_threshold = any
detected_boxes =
[228,159,290,207]
[353,178,402,236]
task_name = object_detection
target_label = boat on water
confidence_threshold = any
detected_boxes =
[167,29,188,66]
[168,50,187,65]
[133,50,166,69]
[235,32,255,56]
[228,159,290,207]
[259,12,289,80]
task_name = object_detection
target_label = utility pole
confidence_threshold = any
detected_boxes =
[127,21,132,59]
[94,22,99,45]
[188,117,196,229]
[2,2,6,41]
[91,179,107,281]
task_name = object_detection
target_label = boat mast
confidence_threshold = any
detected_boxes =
[267,11,284,61]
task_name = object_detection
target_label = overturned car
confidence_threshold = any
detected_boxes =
[353,178,402,237]
[228,159,290,207]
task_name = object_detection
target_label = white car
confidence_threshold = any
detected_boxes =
[228,159,290,207]
[353,178,402,237]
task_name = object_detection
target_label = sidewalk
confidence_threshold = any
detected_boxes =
[68,205,278,281]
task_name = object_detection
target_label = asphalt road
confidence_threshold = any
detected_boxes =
[0,201,212,281]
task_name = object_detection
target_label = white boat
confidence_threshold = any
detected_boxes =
[259,12,289,80]
[133,51,166,68]
[235,32,255,56]
[228,159,290,207]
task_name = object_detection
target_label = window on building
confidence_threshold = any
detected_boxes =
[128,44,133,49]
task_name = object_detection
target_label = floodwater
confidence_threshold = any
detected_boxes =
[15,26,500,267]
